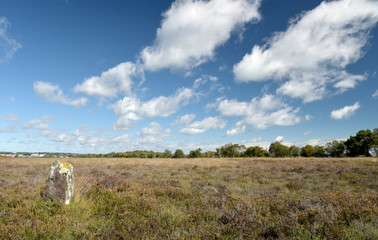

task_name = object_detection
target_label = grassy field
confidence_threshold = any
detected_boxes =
[0,157,377,239]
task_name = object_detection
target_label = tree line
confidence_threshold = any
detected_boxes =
[78,128,377,158]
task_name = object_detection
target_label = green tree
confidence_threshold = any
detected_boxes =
[313,145,325,157]
[243,146,270,157]
[345,129,375,157]
[325,140,345,157]
[269,141,290,157]
[216,144,245,158]
[373,128,378,156]
[289,145,300,157]
[301,145,315,157]
[202,151,217,158]
[162,149,173,158]
[173,149,186,158]
[188,148,202,158]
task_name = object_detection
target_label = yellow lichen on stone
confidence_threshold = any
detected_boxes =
[58,161,70,170]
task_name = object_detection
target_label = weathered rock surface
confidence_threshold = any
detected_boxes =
[43,160,74,204]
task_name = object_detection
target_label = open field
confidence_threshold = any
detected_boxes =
[0,157,377,239]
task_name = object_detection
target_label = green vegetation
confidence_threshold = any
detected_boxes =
[73,128,378,159]
[0,157,377,239]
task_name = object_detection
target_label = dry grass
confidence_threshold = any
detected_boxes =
[0,157,377,239]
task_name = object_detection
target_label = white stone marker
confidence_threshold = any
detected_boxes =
[43,160,74,204]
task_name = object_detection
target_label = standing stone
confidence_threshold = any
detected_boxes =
[43,160,74,205]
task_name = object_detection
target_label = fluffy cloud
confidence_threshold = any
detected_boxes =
[215,94,301,133]
[330,102,360,120]
[0,17,21,63]
[110,87,194,130]
[137,121,171,137]
[71,127,132,149]
[22,115,55,138]
[112,116,135,131]
[34,81,88,107]
[141,0,261,71]
[135,121,171,146]
[172,113,196,126]
[22,115,54,129]
[74,62,141,98]
[234,0,378,102]
[225,121,246,136]
[179,116,226,135]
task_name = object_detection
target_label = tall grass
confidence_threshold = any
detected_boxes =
[0,157,377,239]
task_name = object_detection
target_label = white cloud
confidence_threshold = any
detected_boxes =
[113,116,135,131]
[135,122,171,146]
[275,136,284,142]
[141,0,261,71]
[74,62,141,98]
[34,81,88,107]
[234,0,378,102]
[307,139,322,146]
[0,125,18,133]
[330,102,361,120]
[179,116,226,135]
[65,127,133,151]
[137,121,171,137]
[216,94,301,132]
[172,113,196,126]
[22,115,56,138]
[303,130,311,136]
[109,87,194,130]
[22,115,54,129]
[225,121,246,136]
[373,89,378,98]
[0,114,19,133]
[0,113,20,122]
[305,115,313,121]
[0,17,21,63]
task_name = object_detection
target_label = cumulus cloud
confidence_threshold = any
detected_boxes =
[137,121,171,137]
[179,116,226,135]
[22,115,56,138]
[110,87,194,130]
[34,81,88,107]
[214,94,301,133]
[225,121,246,136]
[71,127,132,149]
[0,17,21,63]
[172,113,196,126]
[74,62,142,98]
[22,115,54,129]
[135,121,171,146]
[141,0,261,71]
[112,116,135,131]
[330,102,360,120]
[234,0,378,102]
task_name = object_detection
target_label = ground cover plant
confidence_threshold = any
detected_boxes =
[0,157,377,239]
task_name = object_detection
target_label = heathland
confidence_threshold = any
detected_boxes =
[0,157,377,239]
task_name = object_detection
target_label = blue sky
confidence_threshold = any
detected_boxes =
[0,0,377,153]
